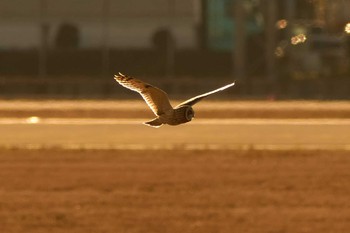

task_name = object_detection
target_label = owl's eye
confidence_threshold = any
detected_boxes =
[185,108,194,121]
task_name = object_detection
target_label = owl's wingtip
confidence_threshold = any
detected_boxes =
[223,82,235,89]
[114,72,126,82]
[114,72,125,78]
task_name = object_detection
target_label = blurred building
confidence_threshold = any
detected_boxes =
[0,0,349,99]
[0,0,198,49]
[1,0,348,49]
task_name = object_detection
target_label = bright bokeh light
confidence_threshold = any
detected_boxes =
[274,46,285,57]
[345,23,350,34]
[276,19,288,29]
[291,34,307,45]
[26,116,41,124]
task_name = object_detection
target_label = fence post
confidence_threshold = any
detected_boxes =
[39,0,48,78]
[166,0,175,79]
[264,0,278,95]
[233,0,246,87]
[102,0,110,76]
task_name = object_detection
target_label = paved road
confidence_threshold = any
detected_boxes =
[0,118,349,150]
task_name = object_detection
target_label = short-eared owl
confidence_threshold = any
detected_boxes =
[114,73,235,127]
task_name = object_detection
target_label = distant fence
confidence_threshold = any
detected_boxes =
[0,49,231,77]
[0,76,235,99]
[1,75,349,100]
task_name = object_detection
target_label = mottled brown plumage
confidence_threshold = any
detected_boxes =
[114,73,235,127]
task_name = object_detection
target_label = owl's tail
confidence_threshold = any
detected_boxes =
[143,118,163,128]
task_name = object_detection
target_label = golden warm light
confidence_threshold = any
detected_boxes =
[345,23,350,33]
[291,34,307,45]
[276,19,288,29]
[26,116,41,124]
[274,46,285,57]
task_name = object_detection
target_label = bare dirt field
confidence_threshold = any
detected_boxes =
[0,149,349,233]
[1,100,349,232]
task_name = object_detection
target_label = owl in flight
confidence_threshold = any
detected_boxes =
[114,73,235,128]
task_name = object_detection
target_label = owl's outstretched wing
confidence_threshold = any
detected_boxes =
[176,82,235,108]
[114,73,173,116]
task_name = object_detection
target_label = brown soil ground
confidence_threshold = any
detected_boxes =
[0,149,349,233]
[1,100,350,118]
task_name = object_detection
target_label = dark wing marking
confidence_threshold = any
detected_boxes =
[114,73,173,116]
[175,82,235,108]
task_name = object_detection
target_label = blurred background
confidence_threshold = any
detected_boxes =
[0,0,349,99]
[1,2,350,232]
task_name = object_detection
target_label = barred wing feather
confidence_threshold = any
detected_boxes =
[114,73,173,116]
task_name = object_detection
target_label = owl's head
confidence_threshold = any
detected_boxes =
[174,105,195,123]
[185,106,195,121]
